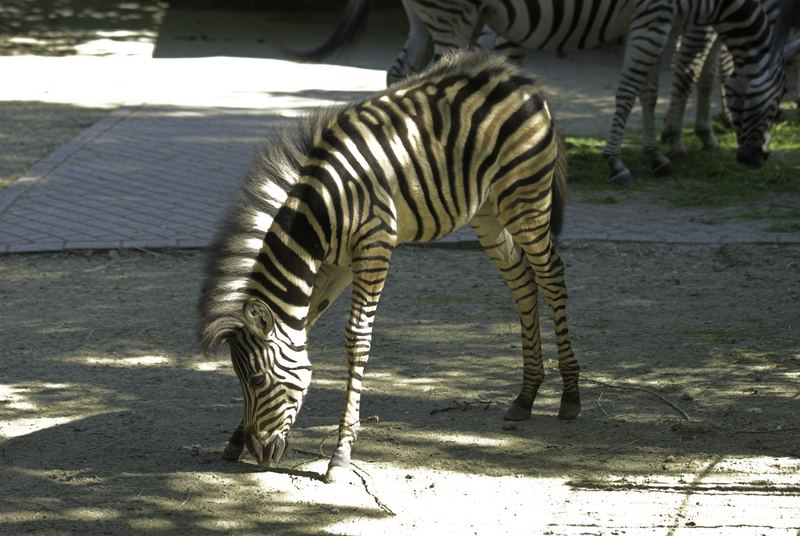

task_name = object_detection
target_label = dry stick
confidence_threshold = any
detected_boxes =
[580,375,691,420]
[605,439,639,454]
[595,391,611,418]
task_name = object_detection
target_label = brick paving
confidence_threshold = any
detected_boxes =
[1,13,798,252]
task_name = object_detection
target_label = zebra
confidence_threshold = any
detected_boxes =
[662,0,800,160]
[305,0,800,184]
[199,50,581,483]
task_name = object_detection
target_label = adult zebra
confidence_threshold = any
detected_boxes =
[662,0,800,161]
[199,51,580,483]
[305,0,800,184]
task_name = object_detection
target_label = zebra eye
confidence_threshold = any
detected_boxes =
[249,373,267,388]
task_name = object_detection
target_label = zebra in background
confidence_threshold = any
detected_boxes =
[662,0,800,160]
[199,51,581,483]
[306,0,800,184]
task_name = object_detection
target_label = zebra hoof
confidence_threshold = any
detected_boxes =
[221,441,245,461]
[557,390,581,420]
[651,156,672,177]
[323,447,351,483]
[323,465,351,483]
[666,142,688,159]
[608,168,633,187]
[503,395,534,421]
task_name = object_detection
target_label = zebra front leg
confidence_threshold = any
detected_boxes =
[662,27,717,157]
[324,246,393,483]
[221,420,246,460]
[470,204,543,421]
[694,37,723,151]
[640,60,672,176]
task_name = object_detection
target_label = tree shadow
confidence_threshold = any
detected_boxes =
[1,243,799,531]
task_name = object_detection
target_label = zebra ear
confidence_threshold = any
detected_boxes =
[782,38,800,62]
[243,298,275,338]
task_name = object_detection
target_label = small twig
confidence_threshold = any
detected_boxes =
[581,375,691,420]
[724,426,800,435]
[178,490,191,509]
[81,262,113,273]
[429,397,497,415]
[595,391,611,418]
[605,439,638,454]
[133,247,167,257]
[79,329,94,347]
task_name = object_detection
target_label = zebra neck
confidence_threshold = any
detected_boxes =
[716,0,773,70]
[251,200,328,333]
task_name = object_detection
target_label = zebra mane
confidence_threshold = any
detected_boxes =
[197,104,347,353]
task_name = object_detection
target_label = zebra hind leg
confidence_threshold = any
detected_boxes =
[470,204,544,421]
[533,242,581,420]
[503,221,581,420]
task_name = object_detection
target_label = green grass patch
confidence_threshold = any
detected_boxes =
[565,105,800,208]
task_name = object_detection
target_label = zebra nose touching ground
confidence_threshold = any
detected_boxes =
[199,51,581,483]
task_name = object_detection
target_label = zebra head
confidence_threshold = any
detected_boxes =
[229,298,312,468]
[726,37,800,168]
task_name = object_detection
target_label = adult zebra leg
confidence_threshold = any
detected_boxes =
[662,27,717,157]
[470,204,543,421]
[640,57,672,176]
[388,0,434,84]
[694,39,723,151]
[402,0,479,61]
[324,240,395,483]
[604,13,673,186]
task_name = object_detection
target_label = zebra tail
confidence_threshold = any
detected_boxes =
[289,0,370,62]
[550,127,568,237]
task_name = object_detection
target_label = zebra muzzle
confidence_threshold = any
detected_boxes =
[736,144,769,168]
[246,432,287,468]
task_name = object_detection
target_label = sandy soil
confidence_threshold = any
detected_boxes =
[2,1,799,534]
[1,242,799,534]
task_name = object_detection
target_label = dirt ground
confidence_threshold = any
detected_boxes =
[2,1,800,534]
[1,240,799,534]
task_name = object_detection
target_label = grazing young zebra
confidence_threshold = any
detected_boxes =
[307,0,799,184]
[662,0,800,160]
[199,51,581,483]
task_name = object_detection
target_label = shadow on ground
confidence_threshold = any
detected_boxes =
[1,242,799,532]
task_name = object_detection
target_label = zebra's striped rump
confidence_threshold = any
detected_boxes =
[199,50,579,479]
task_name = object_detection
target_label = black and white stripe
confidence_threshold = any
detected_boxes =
[383,0,800,182]
[199,51,581,482]
[663,0,800,161]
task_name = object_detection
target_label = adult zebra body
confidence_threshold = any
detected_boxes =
[309,0,799,183]
[662,0,800,160]
[199,51,581,483]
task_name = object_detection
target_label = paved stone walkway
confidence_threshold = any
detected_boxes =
[1,6,798,253]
